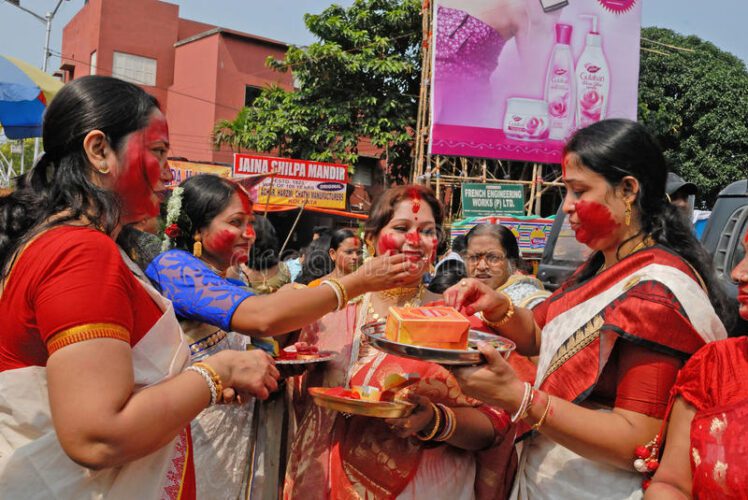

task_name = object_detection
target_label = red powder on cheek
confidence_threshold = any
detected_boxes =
[207,230,237,254]
[115,115,169,221]
[574,200,619,245]
[430,237,438,263]
[377,233,400,255]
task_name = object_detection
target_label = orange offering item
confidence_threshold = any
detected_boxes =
[385,306,469,350]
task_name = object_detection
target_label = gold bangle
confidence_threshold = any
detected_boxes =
[435,404,457,442]
[479,294,515,329]
[193,362,224,404]
[327,278,349,307]
[530,393,552,431]
[416,403,442,441]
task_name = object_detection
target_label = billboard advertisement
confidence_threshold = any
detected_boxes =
[430,0,642,163]
[452,215,555,257]
[233,154,348,210]
[167,160,231,187]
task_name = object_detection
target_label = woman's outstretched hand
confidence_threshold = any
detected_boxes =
[350,252,426,292]
[207,349,281,402]
[443,278,509,317]
[452,342,525,412]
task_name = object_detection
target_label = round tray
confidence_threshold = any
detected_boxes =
[308,387,415,418]
[274,350,337,365]
[361,321,516,366]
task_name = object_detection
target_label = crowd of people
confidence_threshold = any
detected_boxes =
[0,75,745,500]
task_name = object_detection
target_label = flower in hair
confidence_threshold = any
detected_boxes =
[164,223,181,239]
[161,186,184,252]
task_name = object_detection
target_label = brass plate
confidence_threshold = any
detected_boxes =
[274,350,337,365]
[308,387,415,418]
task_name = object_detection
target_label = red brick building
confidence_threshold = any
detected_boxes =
[59,0,293,163]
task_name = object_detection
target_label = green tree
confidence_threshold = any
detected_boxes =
[213,0,421,181]
[0,134,35,185]
[638,27,748,206]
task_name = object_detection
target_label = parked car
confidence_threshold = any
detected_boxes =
[537,179,748,335]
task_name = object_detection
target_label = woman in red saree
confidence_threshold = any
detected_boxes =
[646,228,748,498]
[445,119,731,499]
[284,185,515,500]
[0,76,279,498]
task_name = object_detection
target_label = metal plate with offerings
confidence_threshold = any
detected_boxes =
[361,321,516,366]
[308,387,415,418]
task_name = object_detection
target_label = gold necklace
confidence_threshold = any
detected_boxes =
[200,258,226,278]
[367,283,425,322]
[377,285,421,302]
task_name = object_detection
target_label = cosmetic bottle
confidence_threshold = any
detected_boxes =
[575,14,610,128]
[544,23,575,140]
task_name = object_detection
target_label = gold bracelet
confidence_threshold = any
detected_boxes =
[327,278,349,307]
[530,393,552,431]
[479,293,515,329]
[193,362,224,404]
[416,403,442,441]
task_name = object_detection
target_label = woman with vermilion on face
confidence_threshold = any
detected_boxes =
[645,228,748,498]
[145,174,423,499]
[0,76,280,498]
[284,185,516,500]
[443,119,731,499]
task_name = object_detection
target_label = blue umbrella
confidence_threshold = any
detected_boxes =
[0,55,63,139]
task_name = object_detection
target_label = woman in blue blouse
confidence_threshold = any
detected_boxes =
[146,174,420,499]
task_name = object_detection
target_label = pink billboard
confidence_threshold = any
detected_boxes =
[430,0,642,163]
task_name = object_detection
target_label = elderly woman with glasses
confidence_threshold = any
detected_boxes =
[463,224,549,310]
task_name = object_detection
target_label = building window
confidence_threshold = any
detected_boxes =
[112,51,157,86]
[244,85,262,107]
[89,51,97,76]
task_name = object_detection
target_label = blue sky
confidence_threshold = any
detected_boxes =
[1,0,746,69]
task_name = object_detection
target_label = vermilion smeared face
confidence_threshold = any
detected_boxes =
[731,229,748,320]
[374,199,437,265]
[114,110,170,223]
[200,191,255,270]
[561,153,629,251]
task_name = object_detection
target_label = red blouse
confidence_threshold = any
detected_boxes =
[0,226,162,370]
[671,337,748,499]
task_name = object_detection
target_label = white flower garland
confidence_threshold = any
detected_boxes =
[161,186,184,252]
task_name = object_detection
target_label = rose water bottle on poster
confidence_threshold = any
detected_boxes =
[575,15,610,128]
[544,23,576,141]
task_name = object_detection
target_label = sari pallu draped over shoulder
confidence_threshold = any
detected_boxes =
[0,251,195,500]
[535,246,726,403]
[284,297,516,500]
[510,247,727,500]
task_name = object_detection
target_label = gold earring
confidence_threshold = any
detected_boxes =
[624,200,632,227]
[193,236,203,258]
[98,161,110,175]
[366,242,375,257]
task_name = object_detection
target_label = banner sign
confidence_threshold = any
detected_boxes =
[430,0,641,163]
[233,154,348,209]
[167,160,231,187]
[451,215,555,257]
[462,183,525,216]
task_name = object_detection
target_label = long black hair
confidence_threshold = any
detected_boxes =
[247,215,280,271]
[170,174,244,251]
[0,76,159,279]
[565,119,731,324]
[295,234,334,285]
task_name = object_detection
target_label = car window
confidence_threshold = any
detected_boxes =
[552,218,593,263]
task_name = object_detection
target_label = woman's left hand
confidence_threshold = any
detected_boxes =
[385,393,437,438]
[452,342,526,412]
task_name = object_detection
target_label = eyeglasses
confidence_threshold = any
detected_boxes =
[464,252,507,266]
